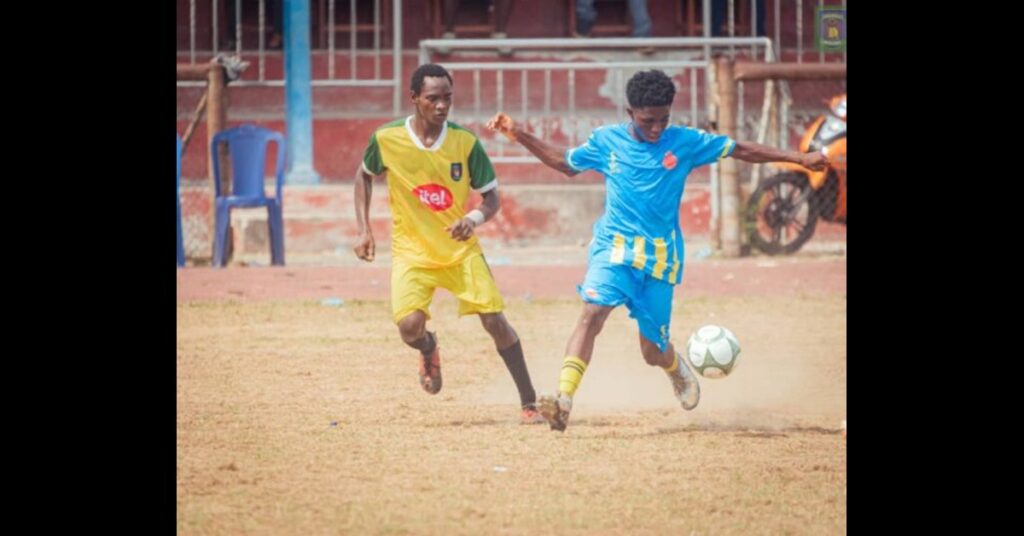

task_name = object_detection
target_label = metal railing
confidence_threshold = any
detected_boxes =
[178,0,403,113]
[420,36,775,163]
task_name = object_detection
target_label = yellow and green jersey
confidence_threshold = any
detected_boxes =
[362,116,498,268]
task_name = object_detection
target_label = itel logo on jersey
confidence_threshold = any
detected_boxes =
[412,183,454,211]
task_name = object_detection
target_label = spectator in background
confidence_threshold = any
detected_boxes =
[575,0,652,38]
[223,0,283,50]
[440,0,513,56]
[711,0,766,37]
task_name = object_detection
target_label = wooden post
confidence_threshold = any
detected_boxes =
[734,62,847,82]
[177,60,235,262]
[207,63,230,195]
[176,61,232,193]
[716,57,741,258]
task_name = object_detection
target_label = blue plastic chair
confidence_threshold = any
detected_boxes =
[210,124,286,267]
[177,134,185,267]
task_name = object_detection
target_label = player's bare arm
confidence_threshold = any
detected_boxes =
[731,140,828,171]
[353,164,377,262]
[446,188,500,242]
[487,112,578,176]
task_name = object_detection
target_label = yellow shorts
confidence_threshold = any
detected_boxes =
[391,254,505,323]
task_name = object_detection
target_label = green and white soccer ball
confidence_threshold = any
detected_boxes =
[685,325,741,379]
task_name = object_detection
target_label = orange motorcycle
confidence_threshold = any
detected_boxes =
[746,94,846,255]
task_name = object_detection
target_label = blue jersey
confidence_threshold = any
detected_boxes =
[566,123,735,285]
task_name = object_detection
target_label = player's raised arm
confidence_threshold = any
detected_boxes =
[486,112,578,176]
[732,140,828,170]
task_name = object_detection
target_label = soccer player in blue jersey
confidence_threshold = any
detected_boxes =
[487,70,828,431]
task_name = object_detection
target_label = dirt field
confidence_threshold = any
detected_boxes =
[177,257,846,535]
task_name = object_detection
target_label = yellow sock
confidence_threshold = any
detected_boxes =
[663,352,679,373]
[558,356,588,396]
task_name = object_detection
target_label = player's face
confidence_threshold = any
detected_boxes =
[628,105,672,143]
[412,76,453,128]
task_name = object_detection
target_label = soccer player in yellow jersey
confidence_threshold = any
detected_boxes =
[352,64,545,424]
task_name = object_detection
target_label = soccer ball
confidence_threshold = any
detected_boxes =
[685,325,741,379]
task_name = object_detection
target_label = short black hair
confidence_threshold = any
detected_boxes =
[410,64,453,95]
[625,70,676,108]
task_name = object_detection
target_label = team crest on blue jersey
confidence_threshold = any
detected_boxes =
[663,151,678,170]
[450,162,463,181]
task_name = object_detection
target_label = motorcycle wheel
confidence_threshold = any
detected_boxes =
[745,172,819,255]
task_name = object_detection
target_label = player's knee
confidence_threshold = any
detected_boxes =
[397,312,426,342]
[479,312,503,332]
[578,306,611,335]
[480,313,515,343]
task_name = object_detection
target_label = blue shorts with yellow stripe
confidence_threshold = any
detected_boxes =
[577,245,676,352]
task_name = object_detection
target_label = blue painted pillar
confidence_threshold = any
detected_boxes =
[284,0,320,184]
